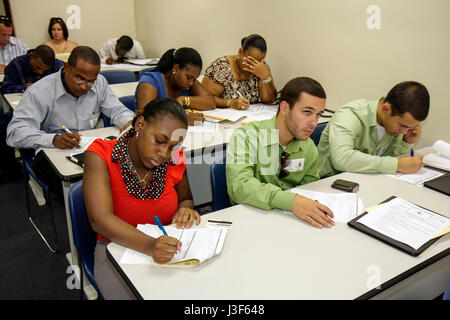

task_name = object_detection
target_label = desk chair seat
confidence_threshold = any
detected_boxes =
[310,122,327,146]
[68,180,103,300]
[100,70,136,85]
[210,153,231,211]
[20,149,59,254]
[102,95,137,127]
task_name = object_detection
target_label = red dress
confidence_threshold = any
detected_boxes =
[87,135,186,241]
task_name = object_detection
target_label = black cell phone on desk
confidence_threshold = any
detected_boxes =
[66,152,85,168]
[332,179,359,192]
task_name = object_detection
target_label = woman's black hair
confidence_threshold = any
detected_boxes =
[241,34,267,53]
[156,47,203,74]
[48,17,69,40]
[132,97,188,128]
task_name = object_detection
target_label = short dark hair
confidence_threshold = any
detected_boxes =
[279,77,326,110]
[0,15,12,27]
[48,17,69,40]
[32,45,55,66]
[132,97,187,128]
[241,34,267,53]
[385,81,430,121]
[116,35,134,52]
[156,47,203,74]
[67,46,100,67]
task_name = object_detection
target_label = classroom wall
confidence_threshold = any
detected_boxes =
[134,0,450,148]
[9,0,136,53]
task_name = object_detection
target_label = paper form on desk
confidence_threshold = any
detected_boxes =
[187,121,219,133]
[120,224,228,266]
[284,188,365,223]
[68,136,99,154]
[357,197,450,250]
[201,108,247,122]
[386,167,444,186]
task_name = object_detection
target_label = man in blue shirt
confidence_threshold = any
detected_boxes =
[0,45,63,183]
[1,44,63,94]
[6,46,134,194]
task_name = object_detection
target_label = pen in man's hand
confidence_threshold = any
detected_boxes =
[410,148,414,156]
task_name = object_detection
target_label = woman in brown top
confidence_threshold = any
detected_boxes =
[43,17,78,55]
[202,34,277,110]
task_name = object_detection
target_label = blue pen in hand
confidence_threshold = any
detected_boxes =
[410,148,414,156]
[154,216,168,236]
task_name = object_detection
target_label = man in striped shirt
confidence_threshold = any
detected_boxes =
[0,16,29,73]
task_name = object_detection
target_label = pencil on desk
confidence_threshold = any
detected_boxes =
[185,108,226,121]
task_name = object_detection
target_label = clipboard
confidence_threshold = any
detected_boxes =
[424,172,450,196]
[347,196,446,256]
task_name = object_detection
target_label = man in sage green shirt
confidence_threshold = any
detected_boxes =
[226,77,335,229]
[318,81,429,178]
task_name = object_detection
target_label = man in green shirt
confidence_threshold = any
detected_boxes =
[318,81,429,178]
[226,77,335,229]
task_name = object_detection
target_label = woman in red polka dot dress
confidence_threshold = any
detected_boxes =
[83,98,200,299]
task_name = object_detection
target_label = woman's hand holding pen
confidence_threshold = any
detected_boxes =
[150,236,182,264]
[229,97,250,110]
[292,195,335,229]
[52,131,81,149]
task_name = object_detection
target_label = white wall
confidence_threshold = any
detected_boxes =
[9,0,136,53]
[134,0,450,148]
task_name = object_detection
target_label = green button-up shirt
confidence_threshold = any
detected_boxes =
[226,116,320,212]
[317,98,414,178]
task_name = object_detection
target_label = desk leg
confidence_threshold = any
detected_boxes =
[62,180,98,300]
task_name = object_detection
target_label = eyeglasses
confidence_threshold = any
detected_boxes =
[73,75,95,87]
[50,17,63,22]
[0,16,12,27]
[279,151,290,178]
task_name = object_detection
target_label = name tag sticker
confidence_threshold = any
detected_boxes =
[285,158,304,172]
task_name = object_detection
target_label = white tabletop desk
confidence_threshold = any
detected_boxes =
[42,126,119,300]
[100,63,151,73]
[106,171,449,300]
[2,82,139,112]
[108,82,138,98]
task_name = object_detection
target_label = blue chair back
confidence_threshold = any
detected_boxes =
[444,281,450,300]
[310,122,327,146]
[100,70,136,84]
[68,180,103,299]
[20,149,48,192]
[138,67,156,80]
[210,153,231,211]
[102,95,137,127]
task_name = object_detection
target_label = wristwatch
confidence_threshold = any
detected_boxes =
[261,76,272,84]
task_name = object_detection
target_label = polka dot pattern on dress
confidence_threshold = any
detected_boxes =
[111,128,175,200]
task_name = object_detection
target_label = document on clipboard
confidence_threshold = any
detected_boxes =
[348,197,450,256]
